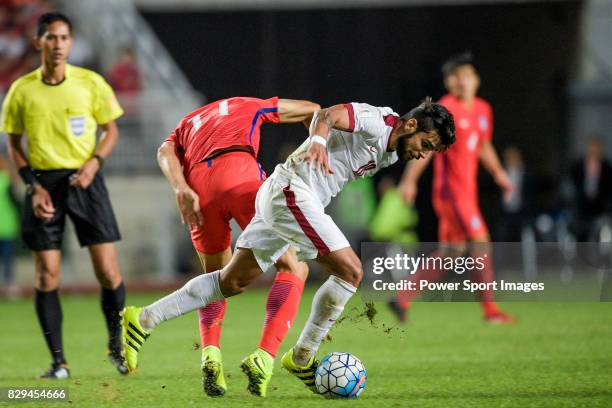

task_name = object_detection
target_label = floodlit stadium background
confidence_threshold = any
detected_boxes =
[0,0,611,292]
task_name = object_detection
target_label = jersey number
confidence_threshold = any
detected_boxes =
[219,100,229,116]
[467,131,479,151]
[188,100,229,131]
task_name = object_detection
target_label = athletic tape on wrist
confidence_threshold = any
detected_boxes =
[310,135,327,147]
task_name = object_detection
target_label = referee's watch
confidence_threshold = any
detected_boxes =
[25,182,41,195]
[93,154,105,169]
[19,165,41,195]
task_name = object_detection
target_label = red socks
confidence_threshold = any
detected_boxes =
[197,272,305,354]
[471,251,500,315]
[395,249,448,307]
[394,248,500,316]
[198,299,227,348]
[258,272,305,357]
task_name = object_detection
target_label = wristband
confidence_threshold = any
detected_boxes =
[18,165,38,187]
[93,154,105,169]
[310,135,327,147]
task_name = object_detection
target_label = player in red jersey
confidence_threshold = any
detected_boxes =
[156,96,320,396]
[390,53,515,324]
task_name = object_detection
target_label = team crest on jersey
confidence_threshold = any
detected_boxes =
[479,115,488,131]
[69,116,86,136]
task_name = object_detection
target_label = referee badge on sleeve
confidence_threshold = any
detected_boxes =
[69,115,86,136]
[108,95,120,110]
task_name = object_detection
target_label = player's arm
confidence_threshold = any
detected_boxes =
[479,140,513,200]
[399,153,433,205]
[6,133,27,169]
[6,133,55,220]
[70,120,119,189]
[95,120,120,159]
[157,141,188,192]
[277,99,321,128]
[157,141,203,228]
[310,104,353,136]
[302,104,353,174]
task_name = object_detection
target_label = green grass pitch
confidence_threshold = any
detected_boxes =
[1,289,611,407]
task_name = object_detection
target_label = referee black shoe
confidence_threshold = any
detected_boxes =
[108,348,129,375]
[39,363,70,379]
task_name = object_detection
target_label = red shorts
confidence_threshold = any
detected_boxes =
[186,151,266,254]
[433,196,488,242]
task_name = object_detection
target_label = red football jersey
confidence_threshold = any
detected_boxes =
[165,96,280,174]
[433,94,493,203]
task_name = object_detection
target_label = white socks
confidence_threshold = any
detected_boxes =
[139,270,224,331]
[293,275,357,366]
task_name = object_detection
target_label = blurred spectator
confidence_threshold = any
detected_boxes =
[108,47,141,95]
[331,176,377,254]
[0,25,27,63]
[0,20,29,90]
[496,146,529,242]
[0,0,57,91]
[67,30,94,68]
[0,154,19,287]
[569,137,612,241]
[369,177,418,243]
[108,47,141,117]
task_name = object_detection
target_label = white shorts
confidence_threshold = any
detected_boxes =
[236,167,350,272]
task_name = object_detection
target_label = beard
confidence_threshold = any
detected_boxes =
[396,134,413,163]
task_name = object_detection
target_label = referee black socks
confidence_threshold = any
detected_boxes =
[34,289,66,366]
[101,282,126,352]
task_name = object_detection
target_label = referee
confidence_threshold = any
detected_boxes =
[1,12,127,378]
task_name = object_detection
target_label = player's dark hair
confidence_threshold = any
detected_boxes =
[37,12,72,37]
[441,51,475,79]
[401,97,456,149]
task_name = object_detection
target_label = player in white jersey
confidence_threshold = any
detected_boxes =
[236,102,411,271]
[120,98,456,395]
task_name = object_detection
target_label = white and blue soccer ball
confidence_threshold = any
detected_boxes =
[315,352,367,399]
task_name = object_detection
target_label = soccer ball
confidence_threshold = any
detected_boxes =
[315,352,367,399]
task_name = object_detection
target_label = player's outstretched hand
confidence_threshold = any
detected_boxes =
[399,181,417,205]
[303,141,334,175]
[70,158,100,189]
[31,185,55,220]
[176,186,203,228]
[494,170,515,203]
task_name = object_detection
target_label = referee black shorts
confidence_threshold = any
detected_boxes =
[22,170,121,251]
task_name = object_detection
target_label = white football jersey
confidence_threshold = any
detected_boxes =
[279,102,399,207]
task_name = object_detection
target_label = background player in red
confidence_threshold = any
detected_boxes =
[156,96,319,396]
[390,53,515,323]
